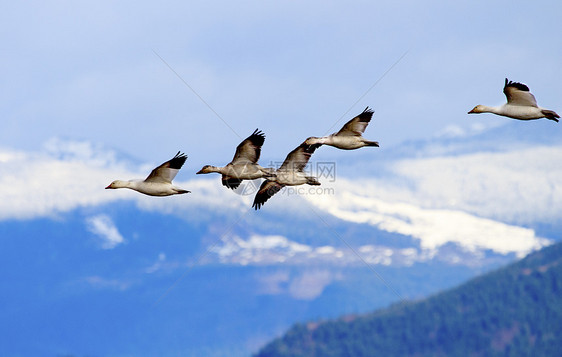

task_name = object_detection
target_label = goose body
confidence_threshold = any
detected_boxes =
[252,141,321,210]
[305,107,379,149]
[468,78,559,122]
[106,152,190,196]
[197,129,274,189]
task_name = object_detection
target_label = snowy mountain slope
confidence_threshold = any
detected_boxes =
[1,121,560,356]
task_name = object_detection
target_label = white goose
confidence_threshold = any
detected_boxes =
[468,78,559,122]
[106,152,190,196]
[252,141,321,210]
[305,107,379,149]
[196,129,274,189]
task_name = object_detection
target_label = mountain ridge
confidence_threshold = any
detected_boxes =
[255,241,562,356]
[1,121,560,356]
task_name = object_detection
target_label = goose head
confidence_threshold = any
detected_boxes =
[196,165,217,174]
[468,105,487,114]
[105,180,128,189]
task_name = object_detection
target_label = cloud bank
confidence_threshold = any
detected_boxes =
[305,145,562,257]
[308,188,549,258]
[390,146,562,224]
[0,139,246,221]
[0,138,558,259]
[0,140,134,220]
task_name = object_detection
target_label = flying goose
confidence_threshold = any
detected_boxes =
[304,107,379,149]
[252,141,321,210]
[105,152,190,196]
[468,78,559,122]
[196,129,274,189]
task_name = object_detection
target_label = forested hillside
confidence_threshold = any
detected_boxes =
[256,242,562,356]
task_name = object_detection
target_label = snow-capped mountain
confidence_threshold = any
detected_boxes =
[0,121,560,356]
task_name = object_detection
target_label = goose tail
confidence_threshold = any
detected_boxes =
[306,177,321,186]
[542,109,560,122]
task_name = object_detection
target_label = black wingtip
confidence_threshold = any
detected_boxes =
[169,152,188,169]
[504,78,530,92]
[248,128,266,146]
[252,192,266,210]
[252,199,263,210]
[358,107,374,121]
[173,151,187,159]
[362,106,374,114]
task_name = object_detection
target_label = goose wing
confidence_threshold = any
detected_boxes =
[336,107,374,136]
[145,152,187,183]
[503,78,538,107]
[252,180,284,210]
[279,142,320,172]
[231,129,266,165]
[222,175,242,190]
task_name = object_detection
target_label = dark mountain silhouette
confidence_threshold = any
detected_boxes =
[256,241,562,356]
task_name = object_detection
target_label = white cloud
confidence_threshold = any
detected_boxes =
[211,234,313,265]
[0,140,250,221]
[0,142,136,220]
[435,125,466,138]
[433,122,501,139]
[0,139,558,262]
[390,146,562,224]
[307,178,551,258]
[207,233,447,267]
[43,137,123,167]
[303,144,562,259]
[86,214,125,249]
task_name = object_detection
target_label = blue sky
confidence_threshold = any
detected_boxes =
[1,0,561,233]
[2,0,561,170]
[1,3,562,355]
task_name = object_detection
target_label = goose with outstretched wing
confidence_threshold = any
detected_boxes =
[252,141,321,210]
[305,107,380,149]
[468,78,559,122]
[106,152,190,196]
[197,129,274,189]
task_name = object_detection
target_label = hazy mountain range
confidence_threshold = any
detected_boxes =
[256,240,562,356]
[0,120,560,356]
